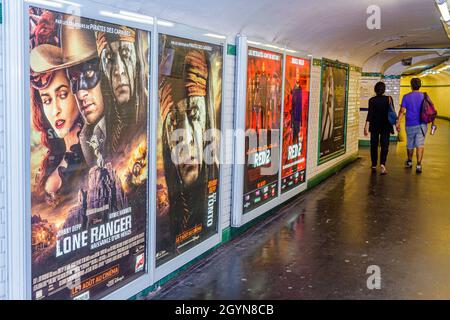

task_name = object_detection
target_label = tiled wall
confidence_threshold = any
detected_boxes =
[306,64,360,180]
[384,77,401,111]
[358,75,381,142]
[0,19,7,300]
[358,75,401,142]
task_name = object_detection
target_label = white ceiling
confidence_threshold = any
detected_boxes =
[89,0,449,68]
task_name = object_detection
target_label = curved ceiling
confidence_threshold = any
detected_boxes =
[401,56,450,75]
[89,0,449,68]
[365,52,448,74]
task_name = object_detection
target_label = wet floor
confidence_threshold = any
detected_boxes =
[148,119,450,300]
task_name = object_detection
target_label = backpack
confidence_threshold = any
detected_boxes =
[420,93,437,124]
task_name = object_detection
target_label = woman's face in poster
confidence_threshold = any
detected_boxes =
[39,69,79,139]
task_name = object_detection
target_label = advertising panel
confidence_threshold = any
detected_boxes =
[319,59,349,163]
[281,56,310,193]
[156,34,222,266]
[243,47,282,213]
[29,7,150,300]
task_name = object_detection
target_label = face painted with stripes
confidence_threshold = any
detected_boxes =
[101,41,136,106]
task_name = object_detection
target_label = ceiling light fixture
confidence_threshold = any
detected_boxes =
[25,0,63,8]
[119,10,153,21]
[247,41,262,46]
[119,11,174,27]
[204,33,227,40]
[100,10,154,25]
[55,0,81,6]
[436,0,450,22]
[157,20,175,27]
[384,48,450,53]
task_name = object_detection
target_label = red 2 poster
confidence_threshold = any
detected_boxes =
[243,47,282,213]
[281,56,310,193]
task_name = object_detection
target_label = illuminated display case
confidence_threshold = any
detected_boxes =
[153,23,226,283]
[4,0,226,300]
[232,35,312,227]
[318,58,349,165]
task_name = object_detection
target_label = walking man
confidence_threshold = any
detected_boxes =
[397,78,436,174]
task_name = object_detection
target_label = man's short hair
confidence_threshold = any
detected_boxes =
[411,78,422,91]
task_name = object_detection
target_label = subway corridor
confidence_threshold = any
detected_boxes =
[148,119,450,300]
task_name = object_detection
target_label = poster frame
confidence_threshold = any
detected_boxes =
[153,22,227,283]
[19,0,156,300]
[317,58,350,166]
[232,35,303,228]
[277,53,313,205]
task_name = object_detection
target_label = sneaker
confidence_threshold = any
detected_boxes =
[380,165,388,175]
[405,160,413,168]
[416,165,423,174]
[371,166,377,173]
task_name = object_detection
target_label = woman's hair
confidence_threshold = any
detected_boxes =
[32,84,65,191]
[31,71,83,191]
[411,78,422,91]
[374,82,386,96]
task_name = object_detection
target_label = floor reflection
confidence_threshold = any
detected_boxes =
[151,120,450,300]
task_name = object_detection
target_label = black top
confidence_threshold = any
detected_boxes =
[366,95,394,134]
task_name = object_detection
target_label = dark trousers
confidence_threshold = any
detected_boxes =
[370,130,390,166]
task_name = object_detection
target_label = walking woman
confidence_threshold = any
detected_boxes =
[364,82,395,175]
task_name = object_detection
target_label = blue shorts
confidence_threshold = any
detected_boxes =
[406,124,427,149]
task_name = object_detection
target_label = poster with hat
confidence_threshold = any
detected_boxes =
[156,34,223,266]
[29,6,150,300]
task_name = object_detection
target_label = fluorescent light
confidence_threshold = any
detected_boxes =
[100,10,153,25]
[157,20,175,27]
[285,49,298,53]
[436,0,450,22]
[55,0,82,6]
[384,48,450,53]
[247,41,282,50]
[307,54,313,57]
[25,0,63,8]
[204,33,226,40]
[119,10,152,21]
[120,10,173,26]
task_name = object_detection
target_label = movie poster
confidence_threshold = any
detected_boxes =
[156,35,222,266]
[281,56,310,193]
[243,48,282,213]
[29,7,149,300]
[319,59,349,163]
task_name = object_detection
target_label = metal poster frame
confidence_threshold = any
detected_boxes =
[277,52,312,205]
[232,35,312,227]
[153,22,227,283]
[317,58,350,165]
[9,0,156,300]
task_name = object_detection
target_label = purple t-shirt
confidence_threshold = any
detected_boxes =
[401,91,425,127]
